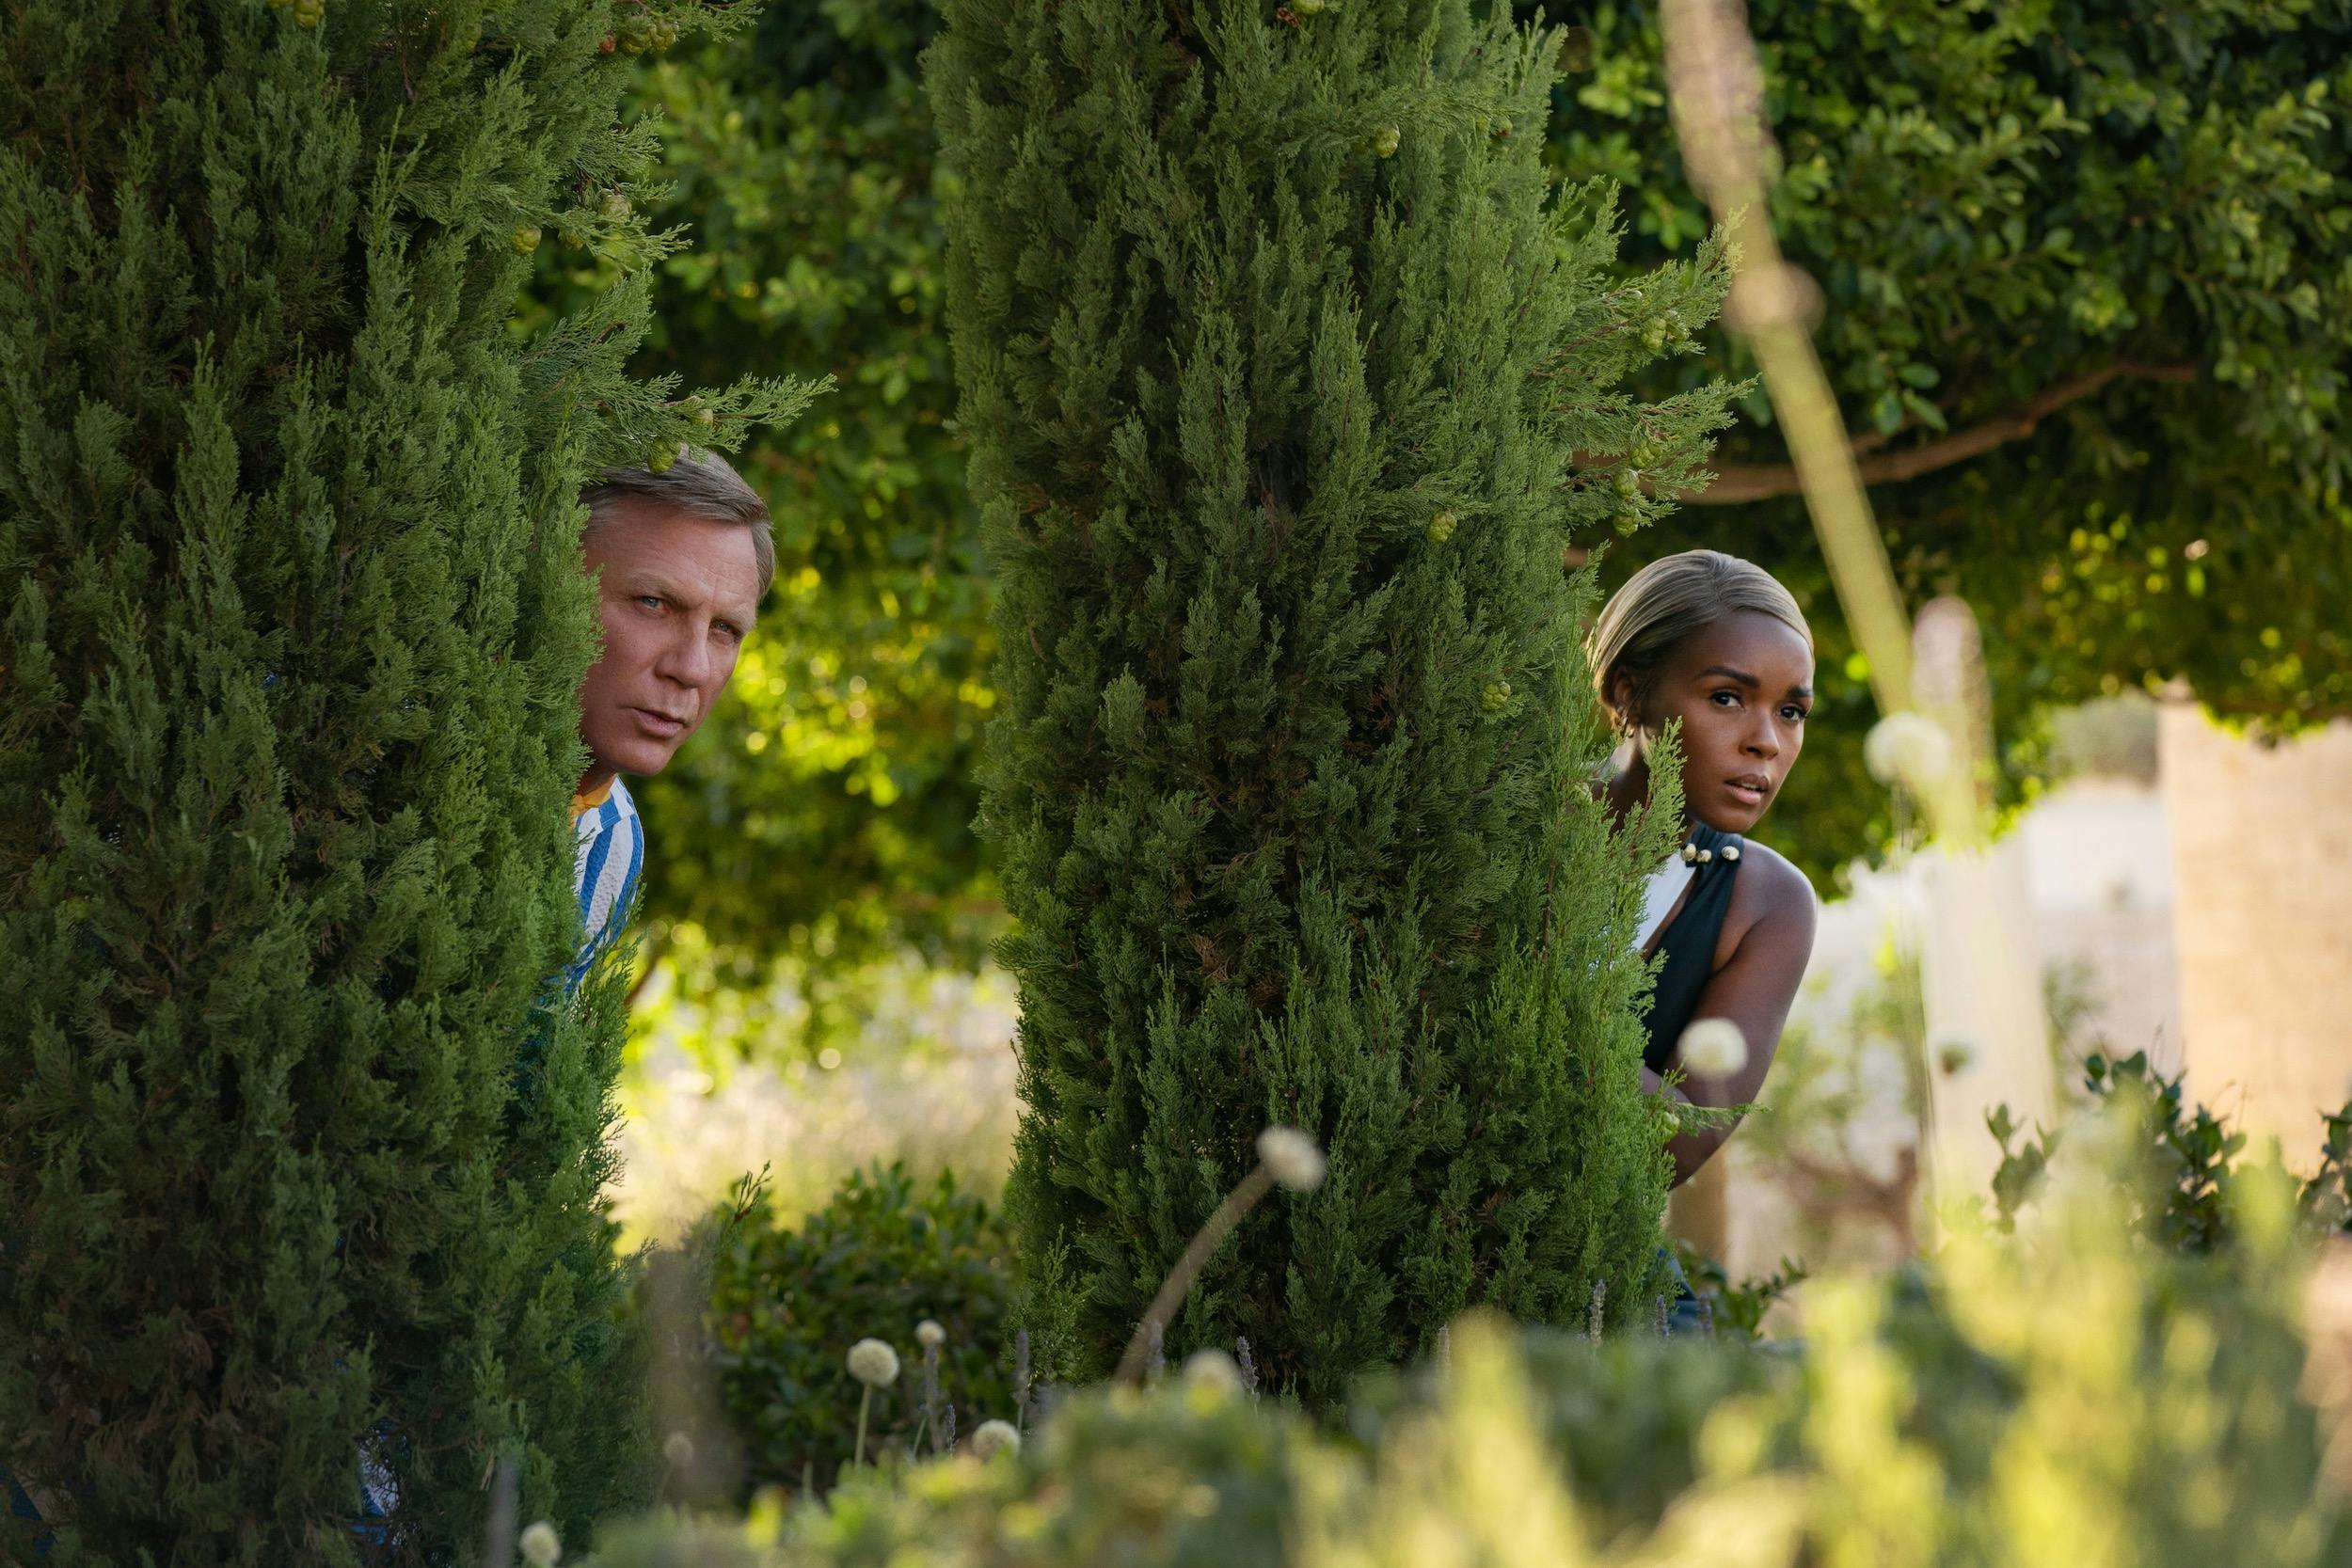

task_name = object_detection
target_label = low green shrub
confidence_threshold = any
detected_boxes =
[1349,1327,1780,1541]
[707,1163,1016,1495]
[1342,1260,2029,1546]
[589,1104,2349,1568]
[580,1512,772,1568]
[1990,1050,2352,1248]
[1673,1244,1809,1341]
[790,1376,1299,1568]
[585,1373,1302,1568]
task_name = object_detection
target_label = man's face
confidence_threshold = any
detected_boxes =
[577,497,764,786]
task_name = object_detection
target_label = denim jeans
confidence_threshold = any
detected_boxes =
[2,1445,398,1558]
[5,1467,49,1560]
[1659,1247,1716,1338]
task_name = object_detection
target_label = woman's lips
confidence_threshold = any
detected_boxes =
[1724,779,1767,809]
[631,707,688,739]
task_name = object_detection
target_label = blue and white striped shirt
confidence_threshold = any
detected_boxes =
[568,775,644,990]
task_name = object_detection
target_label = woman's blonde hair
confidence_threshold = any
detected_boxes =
[1589,548,1811,732]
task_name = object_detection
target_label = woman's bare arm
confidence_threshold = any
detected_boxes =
[1643,852,1818,1187]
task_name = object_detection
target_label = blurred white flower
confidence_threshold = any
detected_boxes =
[518,1521,562,1567]
[1256,1126,1327,1192]
[915,1319,946,1349]
[661,1430,695,1469]
[1678,1018,1748,1078]
[1863,711,1953,790]
[1182,1348,1245,1398]
[970,1418,1022,1460]
[847,1338,900,1387]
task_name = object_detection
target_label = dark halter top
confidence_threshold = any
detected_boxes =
[1642,819,1744,1074]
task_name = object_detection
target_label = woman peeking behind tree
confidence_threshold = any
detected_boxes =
[1591,549,1820,1190]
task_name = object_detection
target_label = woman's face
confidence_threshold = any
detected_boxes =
[1618,610,1815,833]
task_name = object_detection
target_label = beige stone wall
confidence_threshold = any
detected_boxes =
[2017,780,2183,1073]
[2161,705,2352,1164]
[1919,841,2058,1196]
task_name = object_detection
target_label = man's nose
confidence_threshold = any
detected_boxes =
[656,626,716,688]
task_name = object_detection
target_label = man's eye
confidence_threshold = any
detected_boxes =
[637,595,663,610]
[715,623,742,641]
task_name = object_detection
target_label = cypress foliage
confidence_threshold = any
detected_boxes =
[930,0,1736,1402]
[0,3,814,1560]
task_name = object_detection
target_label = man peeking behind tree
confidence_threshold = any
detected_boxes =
[565,450,772,986]
[349,451,776,1539]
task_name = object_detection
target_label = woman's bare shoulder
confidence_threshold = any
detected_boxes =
[1734,838,1816,911]
[1718,837,1818,964]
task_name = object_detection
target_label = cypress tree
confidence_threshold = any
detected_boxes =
[930,0,1736,1401]
[0,3,814,1560]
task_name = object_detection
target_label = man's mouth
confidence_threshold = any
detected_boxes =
[631,707,690,739]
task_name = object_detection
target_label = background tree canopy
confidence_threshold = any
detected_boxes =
[586,0,2352,998]
[1537,0,2352,880]
[534,0,992,1015]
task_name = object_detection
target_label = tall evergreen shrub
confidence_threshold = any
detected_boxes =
[0,3,812,1560]
[930,0,1736,1401]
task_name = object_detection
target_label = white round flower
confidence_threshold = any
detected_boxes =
[970,1418,1022,1460]
[518,1521,562,1568]
[1256,1125,1327,1192]
[1182,1348,1244,1398]
[1677,1018,1748,1078]
[1863,711,1953,790]
[660,1430,695,1469]
[915,1319,946,1349]
[847,1338,901,1387]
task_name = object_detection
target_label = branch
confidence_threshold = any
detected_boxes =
[1677,361,2200,505]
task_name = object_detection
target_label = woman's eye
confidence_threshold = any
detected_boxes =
[1783,705,1809,723]
[1711,690,1740,706]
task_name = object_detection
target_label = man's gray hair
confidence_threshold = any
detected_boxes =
[580,449,775,589]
